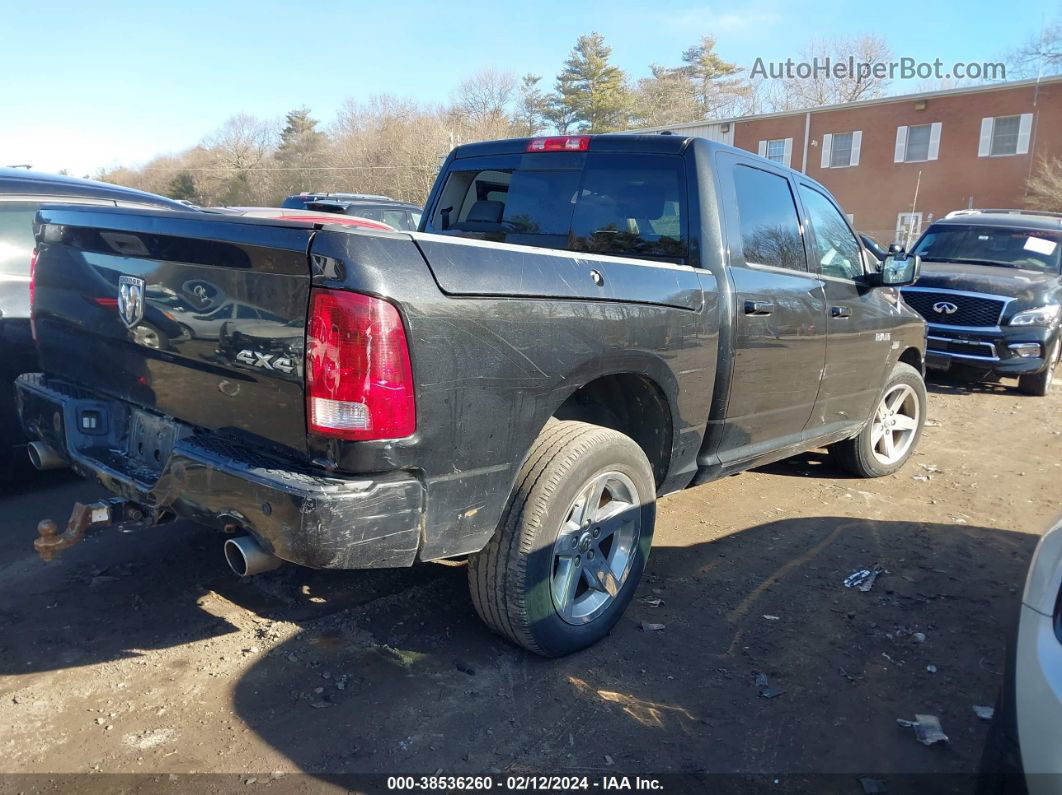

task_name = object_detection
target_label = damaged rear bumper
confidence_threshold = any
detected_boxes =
[15,373,424,569]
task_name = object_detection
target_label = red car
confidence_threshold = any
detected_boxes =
[216,207,395,231]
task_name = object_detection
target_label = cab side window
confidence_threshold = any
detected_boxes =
[732,165,806,272]
[798,186,863,280]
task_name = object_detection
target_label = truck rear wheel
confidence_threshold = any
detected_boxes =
[828,362,926,478]
[1017,339,1059,397]
[467,420,655,657]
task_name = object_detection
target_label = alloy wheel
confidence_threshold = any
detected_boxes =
[550,470,641,625]
[870,384,920,465]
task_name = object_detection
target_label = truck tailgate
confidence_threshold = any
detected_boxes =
[32,207,314,452]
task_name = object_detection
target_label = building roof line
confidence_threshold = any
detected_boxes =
[629,74,1062,133]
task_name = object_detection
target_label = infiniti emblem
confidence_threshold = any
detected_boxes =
[932,301,959,315]
[118,275,145,328]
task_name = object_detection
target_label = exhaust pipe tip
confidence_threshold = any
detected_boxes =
[27,441,67,471]
[224,535,283,577]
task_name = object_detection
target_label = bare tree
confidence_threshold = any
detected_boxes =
[1027,157,1062,212]
[331,95,452,202]
[453,68,518,130]
[756,34,894,112]
[1009,15,1062,78]
[206,114,274,171]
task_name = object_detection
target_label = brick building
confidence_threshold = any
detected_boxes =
[633,76,1062,245]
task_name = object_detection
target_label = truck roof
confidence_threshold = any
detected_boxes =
[450,133,694,159]
[446,133,836,203]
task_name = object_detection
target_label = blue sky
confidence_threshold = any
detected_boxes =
[1,0,1057,175]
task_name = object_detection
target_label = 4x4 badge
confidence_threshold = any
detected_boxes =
[118,275,145,329]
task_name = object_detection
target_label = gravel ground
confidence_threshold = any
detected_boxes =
[0,374,1058,794]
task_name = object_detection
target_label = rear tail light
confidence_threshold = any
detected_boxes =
[306,289,415,441]
[527,136,590,152]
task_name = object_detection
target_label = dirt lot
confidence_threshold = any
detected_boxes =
[1,375,1058,794]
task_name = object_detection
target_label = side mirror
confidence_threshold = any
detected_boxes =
[879,253,921,286]
[888,242,906,255]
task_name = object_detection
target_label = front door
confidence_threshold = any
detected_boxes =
[714,157,828,463]
[799,184,894,436]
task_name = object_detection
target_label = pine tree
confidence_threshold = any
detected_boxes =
[513,74,549,136]
[167,171,198,203]
[554,33,630,133]
[678,35,744,117]
[276,107,327,192]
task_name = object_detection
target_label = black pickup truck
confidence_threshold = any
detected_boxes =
[17,134,926,656]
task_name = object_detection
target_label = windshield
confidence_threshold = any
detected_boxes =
[912,224,1062,273]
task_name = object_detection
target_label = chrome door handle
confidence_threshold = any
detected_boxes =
[744,300,774,316]
[831,305,852,318]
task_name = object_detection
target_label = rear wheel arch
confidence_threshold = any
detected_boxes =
[551,372,674,489]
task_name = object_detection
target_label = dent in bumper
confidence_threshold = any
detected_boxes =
[16,373,424,569]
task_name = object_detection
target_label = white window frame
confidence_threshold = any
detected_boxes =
[820,131,861,169]
[978,113,1033,157]
[896,212,923,248]
[894,123,942,163]
[758,138,793,168]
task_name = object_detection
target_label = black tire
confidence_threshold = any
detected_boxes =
[1017,339,1059,397]
[467,420,656,657]
[828,361,927,478]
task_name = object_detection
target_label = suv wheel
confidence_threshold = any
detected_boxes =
[829,362,927,478]
[467,420,655,657]
[1017,339,1060,397]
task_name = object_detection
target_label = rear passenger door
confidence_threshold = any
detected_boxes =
[715,155,828,462]
[797,184,893,435]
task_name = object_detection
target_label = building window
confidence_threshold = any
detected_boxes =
[905,124,931,161]
[820,131,861,169]
[992,116,1020,155]
[757,138,792,167]
[979,113,1033,157]
[894,123,941,163]
[830,132,854,167]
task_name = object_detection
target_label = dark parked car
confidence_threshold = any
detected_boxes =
[0,169,186,479]
[304,198,422,231]
[901,209,1062,395]
[280,192,395,211]
[18,134,926,656]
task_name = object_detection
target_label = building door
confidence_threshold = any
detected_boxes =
[896,212,923,249]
